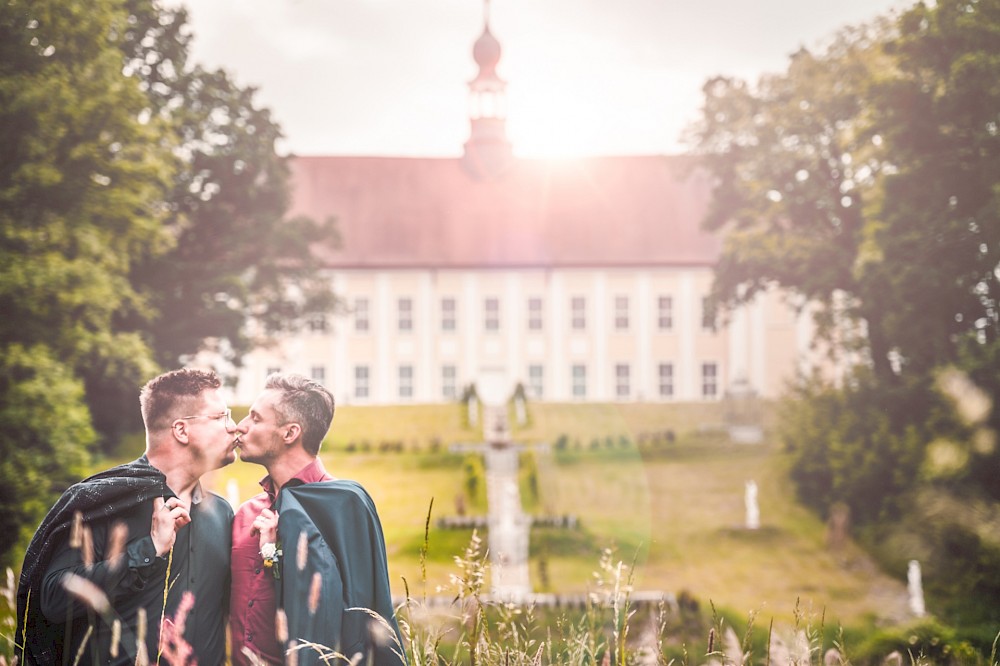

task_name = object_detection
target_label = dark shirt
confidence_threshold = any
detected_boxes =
[230,459,332,666]
[40,483,233,665]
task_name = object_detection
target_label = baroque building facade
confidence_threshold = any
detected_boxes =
[230,16,819,406]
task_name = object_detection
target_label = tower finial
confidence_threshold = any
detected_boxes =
[464,0,511,178]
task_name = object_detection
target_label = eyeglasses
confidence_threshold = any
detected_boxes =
[177,408,232,422]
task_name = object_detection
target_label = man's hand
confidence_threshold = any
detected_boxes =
[251,507,278,549]
[151,496,191,557]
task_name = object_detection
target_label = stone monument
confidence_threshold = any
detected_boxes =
[907,559,926,617]
[745,480,760,530]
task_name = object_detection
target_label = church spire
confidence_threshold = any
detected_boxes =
[463,0,512,178]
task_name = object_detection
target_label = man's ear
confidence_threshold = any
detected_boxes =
[171,419,190,445]
[283,423,302,445]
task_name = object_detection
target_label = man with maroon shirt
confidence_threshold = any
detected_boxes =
[230,373,404,666]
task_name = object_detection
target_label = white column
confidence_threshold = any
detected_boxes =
[376,273,391,404]
[463,272,479,392]
[419,271,434,401]
[751,296,767,395]
[728,302,749,387]
[332,272,349,403]
[637,271,651,400]
[678,271,696,400]
[506,272,521,397]
[594,271,608,401]
[548,271,565,399]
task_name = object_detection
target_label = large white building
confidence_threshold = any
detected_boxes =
[231,15,818,407]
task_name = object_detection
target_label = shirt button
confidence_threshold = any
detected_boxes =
[247,632,254,642]
[143,557,150,563]
[248,599,254,607]
[255,568,261,575]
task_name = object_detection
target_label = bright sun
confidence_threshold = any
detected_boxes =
[501,49,686,159]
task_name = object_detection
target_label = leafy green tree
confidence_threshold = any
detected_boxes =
[119,0,337,372]
[687,21,900,381]
[29,0,340,443]
[1,0,174,560]
[689,0,1000,502]
[0,0,171,388]
[691,0,1000,626]
[0,346,93,566]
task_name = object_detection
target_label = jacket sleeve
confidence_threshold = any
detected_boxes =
[278,483,407,665]
[278,502,343,666]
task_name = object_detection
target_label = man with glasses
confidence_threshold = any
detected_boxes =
[16,368,240,666]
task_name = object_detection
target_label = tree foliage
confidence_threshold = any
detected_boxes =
[0,345,93,567]
[690,0,1000,384]
[0,0,337,560]
[0,0,171,561]
[689,0,1000,505]
[690,0,1000,626]
[0,0,170,392]
[120,0,338,370]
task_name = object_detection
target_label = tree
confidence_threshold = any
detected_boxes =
[689,0,1000,625]
[119,0,337,372]
[0,0,337,561]
[0,0,173,562]
[687,21,903,382]
[688,0,999,475]
[68,1,339,442]
[0,346,92,566]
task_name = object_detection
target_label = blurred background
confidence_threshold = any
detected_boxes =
[2,0,998,661]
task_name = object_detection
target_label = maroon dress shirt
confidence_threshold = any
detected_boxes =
[229,459,333,666]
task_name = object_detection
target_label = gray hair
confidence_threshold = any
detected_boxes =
[264,373,335,455]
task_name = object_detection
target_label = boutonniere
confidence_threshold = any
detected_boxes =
[260,542,282,580]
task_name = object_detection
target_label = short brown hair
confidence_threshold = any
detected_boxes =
[140,368,222,432]
[264,373,335,456]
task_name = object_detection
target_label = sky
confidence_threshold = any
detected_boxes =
[166,0,906,159]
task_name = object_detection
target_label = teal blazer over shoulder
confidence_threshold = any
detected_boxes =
[276,480,406,665]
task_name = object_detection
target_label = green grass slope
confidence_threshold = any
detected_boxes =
[195,400,909,628]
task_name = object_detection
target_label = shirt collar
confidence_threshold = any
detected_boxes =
[139,454,203,504]
[260,458,330,504]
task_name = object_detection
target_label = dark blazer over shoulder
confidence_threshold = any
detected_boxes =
[277,480,406,665]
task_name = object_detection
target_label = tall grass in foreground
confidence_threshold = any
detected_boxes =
[391,505,1000,666]
[1,508,999,666]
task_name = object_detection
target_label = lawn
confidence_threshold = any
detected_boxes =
[196,400,909,629]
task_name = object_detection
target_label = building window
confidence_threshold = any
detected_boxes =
[614,296,629,331]
[441,297,456,332]
[702,362,718,398]
[311,366,325,382]
[399,365,413,399]
[398,297,413,332]
[571,296,586,331]
[484,297,500,332]
[307,313,327,333]
[354,298,369,333]
[442,365,457,400]
[658,363,674,398]
[528,364,544,398]
[527,297,543,331]
[702,296,715,332]
[571,364,587,399]
[615,363,630,398]
[354,365,369,399]
[657,296,673,330]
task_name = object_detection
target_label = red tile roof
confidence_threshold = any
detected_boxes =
[288,155,720,268]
